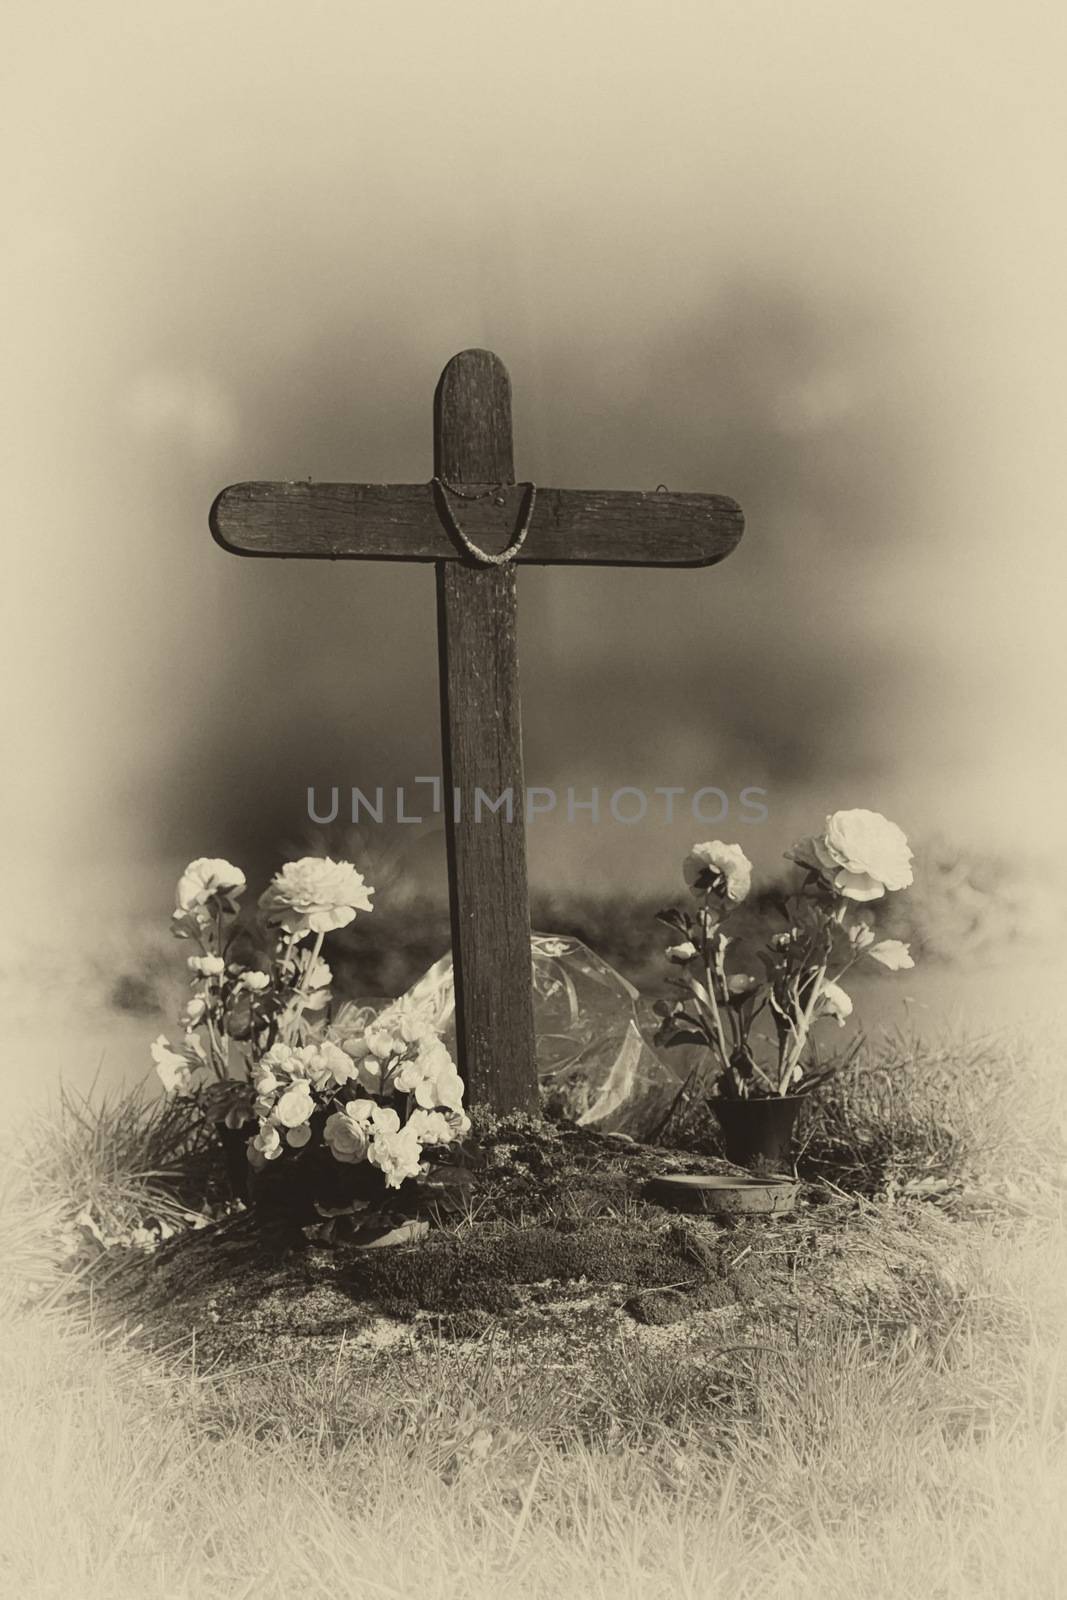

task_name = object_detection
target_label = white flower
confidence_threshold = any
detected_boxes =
[867,939,915,971]
[365,1027,404,1061]
[260,1042,296,1075]
[151,1035,195,1096]
[665,941,697,964]
[367,1125,424,1187]
[323,1108,370,1164]
[258,856,374,937]
[847,919,877,950]
[176,858,246,913]
[188,955,225,977]
[407,1038,465,1112]
[296,1041,353,1089]
[180,997,207,1028]
[274,1083,316,1129]
[251,1064,280,1096]
[407,1107,461,1146]
[419,1070,465,1112]
[819,981,853,1025]
[683,842,753,903]
[285,1122,313,1149]
[376,998,439,1046]
[824,810,913,892]
[251,1123,283,1161]
[392,1060,424,1095]
[788,811,913,902]
[238,970,271,992]
[348,1052,385,1095]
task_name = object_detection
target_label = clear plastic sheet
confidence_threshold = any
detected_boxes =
[359,934,687,1138]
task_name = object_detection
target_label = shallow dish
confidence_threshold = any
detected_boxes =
[646,1173,798,1215]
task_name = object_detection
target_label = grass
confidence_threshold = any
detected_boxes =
[3,1029,1065,1599]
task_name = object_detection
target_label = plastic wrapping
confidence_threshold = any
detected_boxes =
[356,934,687,1137]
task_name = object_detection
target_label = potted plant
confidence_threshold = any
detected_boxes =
[653,810,916,1169]
[150,854,471,1234]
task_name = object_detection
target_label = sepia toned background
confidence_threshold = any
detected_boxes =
[3,2,1065,1090]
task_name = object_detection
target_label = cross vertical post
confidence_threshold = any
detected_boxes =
[433,351,539,1114]
[210,348,745,1117]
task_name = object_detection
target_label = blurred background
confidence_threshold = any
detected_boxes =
[3,1,1065,1092]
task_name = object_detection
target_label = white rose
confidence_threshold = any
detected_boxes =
[258,856,374,937]
[238,970,271,992]
[323,1109,370,1164]
[274,1084,316,1129]
[867,939,914,971]
[181,997,207,1028]
[822,810,913,894]
[683,842,753,903]
[819,981,853,1025]
[787,834,882,900]
[176,858,246,913]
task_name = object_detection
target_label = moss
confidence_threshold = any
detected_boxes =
[341,1218,754,1322]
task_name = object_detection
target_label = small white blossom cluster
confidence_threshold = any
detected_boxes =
[656,809,917,1099]
[244,1009,469,1187]
[324,1003,470,1186]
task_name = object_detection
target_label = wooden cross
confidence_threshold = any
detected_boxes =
[210,349,744,1114]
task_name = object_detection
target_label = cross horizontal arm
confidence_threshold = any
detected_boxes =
[210,481,744,568]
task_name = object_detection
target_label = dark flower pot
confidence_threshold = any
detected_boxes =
[246,1147,395,1225]
[711,1095,804,1171]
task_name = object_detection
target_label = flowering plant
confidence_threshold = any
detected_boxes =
[152,855,470,1186]
[654,810,916,1098]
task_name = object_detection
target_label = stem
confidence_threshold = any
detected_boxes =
[203,1005,229,1081]
[701,957,734,1090]
[779,961,827,1093]
[284,930,325,1042]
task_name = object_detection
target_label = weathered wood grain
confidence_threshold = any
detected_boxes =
[434,351,540,1114]
[210,480,744,567]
